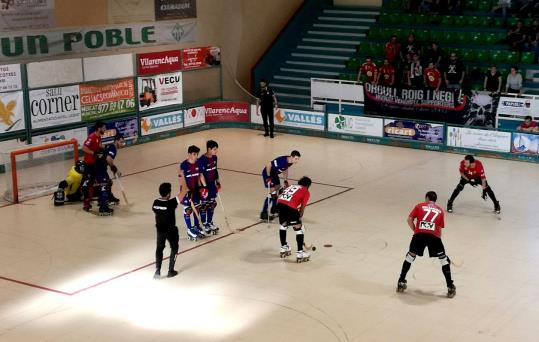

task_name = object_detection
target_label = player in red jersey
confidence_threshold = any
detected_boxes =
[423,61,441,90]
[447,155,500,214]
[397,191,456,298]
[277,176,311,262]
[377,59,395,86]
[357,56,377,83]
[81,121,106,212]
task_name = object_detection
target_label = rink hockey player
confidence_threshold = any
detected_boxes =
[447,155,500,214]
[277,176,312,263]
[82,121,106,212]
[260,150,301,220]
[179,145,208,240]
[54,160,85,205]
[397,191,456,298]
[197,140,220,235]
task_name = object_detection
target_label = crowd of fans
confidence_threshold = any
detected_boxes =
[357,33,524,94]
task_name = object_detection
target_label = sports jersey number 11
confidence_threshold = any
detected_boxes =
[279,185,300,201]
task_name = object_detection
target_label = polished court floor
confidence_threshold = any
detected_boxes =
[0,128,538,341]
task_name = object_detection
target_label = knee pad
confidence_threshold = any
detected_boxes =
[210,200,217,210]
[280,225,288,231]
[58,180,68,189]
[270,191,278,200]
[405,252,416,263]
[438,254,450,266]
[183,206,193,216]
[293,224,304,235]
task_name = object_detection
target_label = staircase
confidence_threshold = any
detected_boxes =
[267,6,379,110]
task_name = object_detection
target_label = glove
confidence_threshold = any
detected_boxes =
[199,187,209,199]
[482,189,488,201]
[284,180,290,188]
[110,165,118,174]
[216,180,221,192]
[469,179,478,187]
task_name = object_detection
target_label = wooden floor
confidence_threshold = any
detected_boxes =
[1,128,538,341]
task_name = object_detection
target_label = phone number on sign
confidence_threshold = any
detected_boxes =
[82,99,136,117]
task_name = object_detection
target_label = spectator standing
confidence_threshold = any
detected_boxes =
[506,66,523,94]
[377,59,396,86]
[444,53,465,89]
[424,42,444,68]
[384,35,401,65]
[484,65,502,93]
[424,61,442,90]
[358,56,378,84]
[408,53,424,88]
[401,33,421,64]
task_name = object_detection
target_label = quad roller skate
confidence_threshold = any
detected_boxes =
[396,279,407,293]
[296,250,310,263]
[207,222,219,235]
[447,284,456,298]
[494,201,501,215]
[109,193,120,206]
[193,226,207,239]
[187,228,199,241]
[98,206,114,216]
[260,211,275,221]
[279,245,291,258]
[446,201,453,213]
[202,224,213,236]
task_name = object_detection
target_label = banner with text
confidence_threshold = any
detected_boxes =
[184,106,205,127]
[512,132,539,155]
[0,64,22,92]
[29,85,81,129]
[0,91,24,134]
[383,119,444,144]
[275,108,325,131]
[205,102,249,123]
[138,71,183,111]
[497,97,539,116]
[0,20,196,62]
[181,46,220,69]
[328,114,383,137]
[80,78,135,121]
[137,50,182,75]
[88,117,138,145]
[0,0,55,31]
[156,0,197,20]
[250,104,276,125]
[141,111,184,136]
[447,126,511,152]
[32,127,87,158]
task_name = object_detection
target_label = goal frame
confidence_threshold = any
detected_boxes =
[8,138,79,203]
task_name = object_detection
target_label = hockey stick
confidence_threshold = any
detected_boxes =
[217,192,236,233]
[115,174,129,205]
[266,182,271,227]
[189,198,203,226]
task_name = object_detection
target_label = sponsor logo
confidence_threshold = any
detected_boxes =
[140,55,179,67]
[171,23,185,42]
[0,98,17,128]
[206,106,247,116]
[502,101,524,107]
[276,109,323,125]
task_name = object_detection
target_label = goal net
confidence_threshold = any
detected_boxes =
[0,139,79,204]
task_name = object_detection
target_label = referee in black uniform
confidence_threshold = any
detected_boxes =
[152,182,186,279]
[256,79,279,138]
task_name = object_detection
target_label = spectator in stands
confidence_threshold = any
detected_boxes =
[505,66,523,94]
[384,35,401,65]
[448,0,462,14]
[517,115,538,131]
[424,42,444,69]
[401,33,421,65]
[357,56,378,84]
[517,0,539,18]
[424,61,442,90]
[408,53,424,88]
[377,58,396,86]
[419,0,435,13]
[444,52,465,89]
[506,20,529,51]
[492,0,511,20]
[484,65,502,93]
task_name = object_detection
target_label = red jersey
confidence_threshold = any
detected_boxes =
[83,132,102,165]
[409,201,445,238]
[459,160,485,180]
[277,185,310,210]
[379,65,395,85]
[424,67,441,88]
[520,121,538,129]
[384,42,400,63]
[360,62,377,83]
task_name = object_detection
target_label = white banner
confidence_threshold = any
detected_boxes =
[0,91,25,134]
[32,127,86,158]
[250,104,275,125]
[0,64,22,92]
[140,111,183,136]
[497,97,539,116]
[184,106,205,127]
[0,0,55,31]
[275,108,325,131]
[328,114,383,137]
[447,126,511,153]
[29,85,81,129]
[138,71,183,111]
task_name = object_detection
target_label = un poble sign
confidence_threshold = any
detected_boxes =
[137,50,182,75]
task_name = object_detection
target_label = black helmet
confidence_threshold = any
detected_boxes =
[75,160,85,174]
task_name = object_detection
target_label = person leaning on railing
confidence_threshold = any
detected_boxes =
[517,115,538,132]
[506,66,523,94]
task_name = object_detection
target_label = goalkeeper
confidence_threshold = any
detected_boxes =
[54,160,85,205]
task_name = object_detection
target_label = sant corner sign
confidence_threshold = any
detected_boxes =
[0,20,196,61]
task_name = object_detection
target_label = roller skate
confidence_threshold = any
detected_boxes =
[396,279,407,293]
[153,270,161,280]
[167,270,178,278]
[202,224,213,236]
[187,228,199,241]
[207,222,219,235]
[270,205,279,215]
[194,226,207,239]
[109,193,120,206]
[98,206,114,216]
[279,245,291,258]
[296,250,310,263]
[83,203,92,212]
[494,201,501,214]
[447,283,456,298]
[447,201,453,213]
[260,211,275,221]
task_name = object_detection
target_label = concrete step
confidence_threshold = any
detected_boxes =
[323,9,380,16]
[285,60,345,69]
[280,67,340,77]
[318,16,376,23]
[307,30,366,38]
[275,92,311,99]
[297,44,356,53]
[274,75,311,83]
[302,37,359,45]
[271,83,311,91]
[291,52,351,61]
[278,101,312,110]
[313,23,370,30]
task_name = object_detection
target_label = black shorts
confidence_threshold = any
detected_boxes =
[278,203,301,226]
[409,233,445,257]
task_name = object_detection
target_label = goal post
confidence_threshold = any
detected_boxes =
[2,138,79,204]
